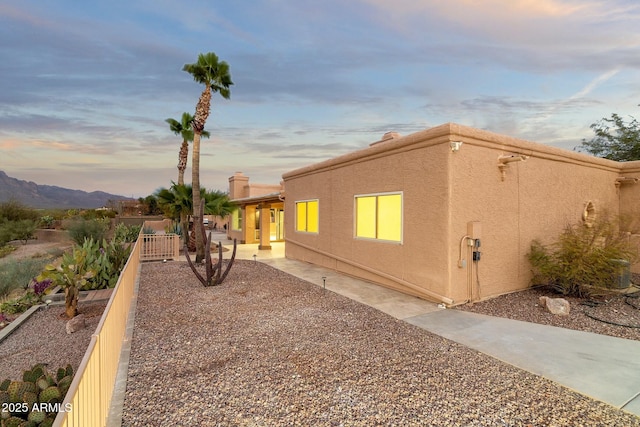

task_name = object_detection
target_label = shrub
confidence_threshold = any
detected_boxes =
[66,219,109,245]
[528,216,638,297]
[12,219,37,244]
[112,223,141,243]
[0,258,51,301]
[0,199,39,222]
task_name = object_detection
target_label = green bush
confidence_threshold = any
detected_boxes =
[0,258,51,301]
[66,219,109,245]
[528,217,637,297]
[0,221,14,247]
[12,219,37,244]
[0,219,37,246]
[0,200,39,222]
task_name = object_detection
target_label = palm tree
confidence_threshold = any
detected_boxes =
[156,182,193,246]
[165,112,211,185]
[156,183,235,248]
[203,189,235,219]
[183,52,233,262]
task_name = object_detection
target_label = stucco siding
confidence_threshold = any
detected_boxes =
[284,123,640,304]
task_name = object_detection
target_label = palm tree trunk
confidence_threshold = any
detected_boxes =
[192,131,205,262]
[177,139,189,185]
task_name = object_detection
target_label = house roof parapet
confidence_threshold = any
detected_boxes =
[283,122,625,180]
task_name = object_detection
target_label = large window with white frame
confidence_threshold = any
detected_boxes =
[295,199,319,233]
[354,192,402,242]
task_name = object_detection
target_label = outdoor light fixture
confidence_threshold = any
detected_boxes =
[450,141,463,152]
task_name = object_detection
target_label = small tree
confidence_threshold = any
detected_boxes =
[578,113,640,161]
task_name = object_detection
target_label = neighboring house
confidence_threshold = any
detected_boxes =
[227,172,285,249]
[282,123,640,305]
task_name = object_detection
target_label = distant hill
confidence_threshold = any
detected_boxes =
[0,171,135,209]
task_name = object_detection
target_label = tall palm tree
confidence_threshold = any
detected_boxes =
[183,52,233,262]
[165,112,211,185]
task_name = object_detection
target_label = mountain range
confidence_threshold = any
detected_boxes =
[0,171,134,209]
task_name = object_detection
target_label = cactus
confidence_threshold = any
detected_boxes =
[57,376,72,397]
[39,417,55,427]
[7,382,29,403]
[22,391,37,408]
[36,378,49,392]
[55,368,66,383]
[39,386,61,404]
[0,379,11,392]
[183,200,238,286]
[3,416,25,427]
[27,409,46,424]
[65,364,73,378]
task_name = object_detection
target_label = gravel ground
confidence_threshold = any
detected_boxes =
[121,261,640,426]
[455,286,640,342]
[0,301,107,381]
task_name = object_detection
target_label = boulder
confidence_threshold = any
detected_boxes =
[66,314,86,334]
[539,296,570,316]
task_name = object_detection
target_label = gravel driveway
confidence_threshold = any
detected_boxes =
[121,261,640,426]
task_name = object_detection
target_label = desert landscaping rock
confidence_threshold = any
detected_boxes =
[0,301,106,381]
[539,296,571,316]
[121,261,640,426]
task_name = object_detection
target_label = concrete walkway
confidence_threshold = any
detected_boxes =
[219,236,640,418]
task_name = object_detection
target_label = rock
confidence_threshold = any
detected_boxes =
[539,296,570,316]
[66,314,86,334]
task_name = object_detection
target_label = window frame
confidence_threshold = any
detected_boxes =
[231,207,243,231]
[354,191,403,243]
[295,199,319,234]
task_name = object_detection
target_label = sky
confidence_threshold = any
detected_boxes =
[1,0,639,198]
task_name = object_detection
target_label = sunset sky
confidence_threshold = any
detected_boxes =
[1,0,639,198]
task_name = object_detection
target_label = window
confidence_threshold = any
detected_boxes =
[295,200,319,233]
[231,208,242,231]
[355,192,402,242]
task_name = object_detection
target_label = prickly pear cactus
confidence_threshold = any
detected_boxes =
[27,408,46,424]
[3,416,25,427]
[7,381,29,403]
[39,386,61,404]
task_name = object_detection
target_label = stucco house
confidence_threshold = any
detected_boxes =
[228,172,285,249]
[280,123,640,306]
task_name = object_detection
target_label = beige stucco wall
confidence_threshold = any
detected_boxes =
[446,124,622,302]
[284,123,640,304]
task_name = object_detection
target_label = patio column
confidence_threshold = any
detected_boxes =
[258,203,271,250]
